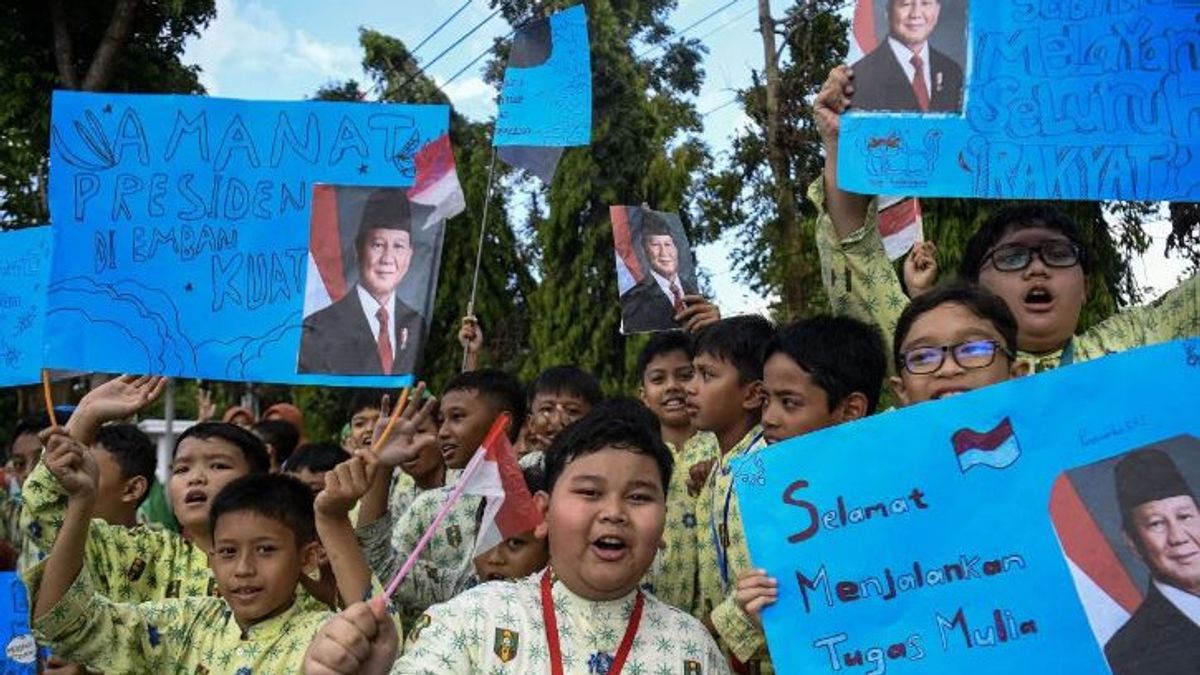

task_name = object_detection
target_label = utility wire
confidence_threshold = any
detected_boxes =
[695,4,756,43]
[637,0,744,58]
[397,8,502,91]
[441,29,515,88]
[702,97,739,117]
[410,0,475,57]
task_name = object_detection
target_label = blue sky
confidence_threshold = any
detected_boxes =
[182,0,1189,313]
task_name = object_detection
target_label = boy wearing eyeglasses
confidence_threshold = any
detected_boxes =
[811,65,1199,372]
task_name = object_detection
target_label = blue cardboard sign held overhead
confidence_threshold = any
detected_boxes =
[494,4,592,148]
[736,340,1200,673]
[46,91,455,386]
[0,227,50,387]
[838,2,1200,200]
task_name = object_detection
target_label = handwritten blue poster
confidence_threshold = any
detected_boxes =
[736,339,1200,673]
[46,91,457,386]
[0,573,35,673]
[0,227,50,387]
[837,2,1200,200]
[493,4,591,148]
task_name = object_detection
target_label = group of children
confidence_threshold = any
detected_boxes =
[1,64,1196,674]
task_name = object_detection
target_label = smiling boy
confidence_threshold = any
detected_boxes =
[303,398,731,675]
[27,432,341,673]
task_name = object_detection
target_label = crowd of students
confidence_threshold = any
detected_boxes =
[0,67,1196,674]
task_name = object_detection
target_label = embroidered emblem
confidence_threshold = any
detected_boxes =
[493,628,519,663]
[166,580,181,598]
[410,613,432,642]
[446,524,462,548]
[685,660,703,675]
[127,557,147,581]
[588,651,615,674]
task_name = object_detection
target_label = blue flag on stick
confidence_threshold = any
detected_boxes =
[494,4,591,184]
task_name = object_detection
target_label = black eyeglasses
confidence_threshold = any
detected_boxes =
[899,339,1012,375]
[981,241,1082,272]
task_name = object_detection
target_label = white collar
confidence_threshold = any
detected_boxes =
[1154,580,1200,628]
[355,284,394,314]
[649,270,680,299]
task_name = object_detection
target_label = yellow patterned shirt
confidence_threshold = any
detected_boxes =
[696,428,772,672]
[809,178,1200,373]
[645,431,718,618]
[395,570,730,674]
[26,562,330,674]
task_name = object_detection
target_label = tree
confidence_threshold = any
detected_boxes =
[488,0,710,391]
[0,0,214,227]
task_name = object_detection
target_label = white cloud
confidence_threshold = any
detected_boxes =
[440,77,494,105]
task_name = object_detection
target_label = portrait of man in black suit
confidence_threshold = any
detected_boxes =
[850,0,965,113]
[1103,448,1200,675]
[620,209,698,334]
[298,189,427,376]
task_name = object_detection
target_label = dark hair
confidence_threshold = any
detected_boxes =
[209,473,317,545]
[443,369,527,441]
[767,316,887,414]
[95,424,157,506]
[636,332,694,382]
[693,314,776,384]
[175,422,270,474]
[252,420,301,467]
[544,397,673,494]
[892,282,1019,371]
[529,365,603,408]
[10,415,49,448]
[354,189,412,254]
[284,442,350,474]
[958,204,1088,282]
[639,210,674,240]
[346,389,390,419]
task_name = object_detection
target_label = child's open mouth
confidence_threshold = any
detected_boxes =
[1023,286,1054,311]
[591,536,628,561]
[183,489,207,506]
[229,586,263,601]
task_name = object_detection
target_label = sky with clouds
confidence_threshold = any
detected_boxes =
[182,0,1190,315]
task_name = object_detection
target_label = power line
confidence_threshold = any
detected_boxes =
[398,8,502,92]
[702,97,739,117]
[637,0,744,58]
[410,0,475,57]
[695,4,756,43]
[441,29,515,88]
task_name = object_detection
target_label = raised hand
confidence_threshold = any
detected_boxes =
[77,375,168,425]
[302,600,398,675]
[815,65,854,147]
[42,428,98,499]
[675,295,721,333]
[315,451,379,518]
[734,568,779,626]
[196,386,216,422]
[371,385,438,469]
[458,315,483,354]
[903,241,939,298]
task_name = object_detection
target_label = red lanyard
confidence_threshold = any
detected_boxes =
[540,569,644,675]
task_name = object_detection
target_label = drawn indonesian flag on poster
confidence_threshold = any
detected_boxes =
[849,0,924,261]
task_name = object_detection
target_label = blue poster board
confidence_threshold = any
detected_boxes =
[0,573,35,674]
[838,3,1200,200]
[736,340,1200,673]
[46,91,453,386]
[0,227,50,387]
[494,4,591,148]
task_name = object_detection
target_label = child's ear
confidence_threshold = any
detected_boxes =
[121,476,150,506]
[299,540,322,575]
[1010,360,1031,379]
[740,380,765,412]
[837,392,870,422]
[889,376,912,407]
[636,386,647,405]
[533,491,550,541]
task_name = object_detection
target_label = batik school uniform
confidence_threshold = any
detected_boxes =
[395,569,730,675]
[388,468,462,552]
[25,563,330,674]
[808,179,1200,373]
[696,428,772,673]
[644,431,718,618]
[19,462,330,609]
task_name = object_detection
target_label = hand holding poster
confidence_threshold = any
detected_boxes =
[46,92,462,386]
[837,1,1200,201]
[735,339,1200,673]
[0,227,49,387]
[610,205,700,334]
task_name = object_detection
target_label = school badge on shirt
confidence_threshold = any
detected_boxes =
[493,628,519,663]
[684,660,703,675]
[588,651,615,673]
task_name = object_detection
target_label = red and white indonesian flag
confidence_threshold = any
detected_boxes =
[459,413,543,555]
[848,1,923,261]
[408,133,466,227]
[951,417,1022,472]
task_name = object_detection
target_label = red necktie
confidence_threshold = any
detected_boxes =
[910,53,930,111]
[376,305,393,374]
[670,281,685,314]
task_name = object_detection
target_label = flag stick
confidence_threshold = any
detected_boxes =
[41,370,58,428]
[463,146,500,370]
[381,413,510,599]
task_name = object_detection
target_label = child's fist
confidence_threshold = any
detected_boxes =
[316,452,379,518]
[43,429,98,499]
[734,568,778,627]
[458,315,483,353]
[302,599,398,675]
[903,241,939,298]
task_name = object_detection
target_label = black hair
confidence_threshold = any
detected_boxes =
[766,316,887,414]
[346,389,390,419]
[639,210,673,240]
[252,419,301,467]
[529,365,603,407]
[284,442,350,474]
[892,282,1019,371]
[209,473,317,545]
[443,369,527,441]
[958,203,1088,282]
[10,415,49,448]
[94,424,157,507]
[544,397,673,495]
[636,332,694,382]
[693,314,776,384]
[175,422,270,474]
